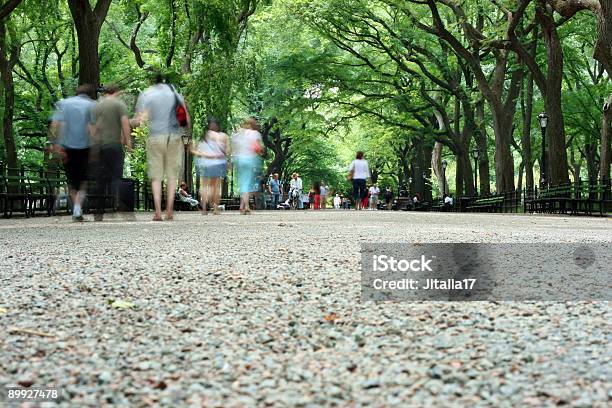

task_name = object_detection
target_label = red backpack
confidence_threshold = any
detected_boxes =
[168,85,188,127]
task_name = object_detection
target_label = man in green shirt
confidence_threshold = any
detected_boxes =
[90,84,132,221]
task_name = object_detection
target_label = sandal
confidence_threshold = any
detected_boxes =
[152,216,163,222]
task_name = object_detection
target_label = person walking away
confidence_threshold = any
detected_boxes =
[384,187,393,210]
[268,173,282,210]
[192,117,228,215]
[50,84,97,222]
[89,84,132,221]
[132,73,191,221]
[320,181,329,209]
[369,184,380,210]
[333,193,341,209]
[312,181,321,210]
[348,151,370,210]
[232,118,263,214]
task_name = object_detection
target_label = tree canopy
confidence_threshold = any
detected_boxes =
[1,0,610,196]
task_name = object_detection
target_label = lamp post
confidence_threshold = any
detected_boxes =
[181,132,190,189]
[408,177,412,197]
[472,147,480,196]
[538,112,548,187]
[441,160,447,196]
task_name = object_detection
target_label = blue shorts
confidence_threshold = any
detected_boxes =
[200,162,226,179]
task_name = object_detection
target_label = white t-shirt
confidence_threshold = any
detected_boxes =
[333,196,341,206]
[349,159,370,180]
[232,128,261,158]
[444,196,453,205]
[369,186,380,196]
[290,178,303,190]
[320,185,328,196]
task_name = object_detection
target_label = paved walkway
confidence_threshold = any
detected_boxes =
[1,211,610,406]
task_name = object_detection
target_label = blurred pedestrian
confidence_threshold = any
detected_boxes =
[312,181,321,210]
[89,83,132,221]
[232,118,263,214]
[320,181,329,209]
[333,193,341,209]
[50,84,97,222]
[193,117,228,215]
[369,184,380,210]
[384,187,393,210]
[132,73,191,221]
[348,151,370,210]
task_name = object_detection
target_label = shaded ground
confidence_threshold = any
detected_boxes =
[1,211,610,407]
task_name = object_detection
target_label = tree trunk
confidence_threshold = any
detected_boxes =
[491,111,516,192]
[594,0,612,76]
[585,141,598,181]
[569,148,581,181]
[601,95,612,181]
[431,142,445,194]
[538,0,570,185]
[67,0,112,88]
[475,101,491,195]
[0,20,19,168]
[521,26,537,191]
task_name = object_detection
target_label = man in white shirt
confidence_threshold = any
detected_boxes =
[289,173,303,209]
[333,194,341,209]
[368,184,380,210]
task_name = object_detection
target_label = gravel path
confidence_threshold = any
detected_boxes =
[1,211,610,407]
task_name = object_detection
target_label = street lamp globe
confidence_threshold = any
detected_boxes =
[442,160,448,170]
[472,147,480,160]
[538,112,548,129]
[181,133,189,146]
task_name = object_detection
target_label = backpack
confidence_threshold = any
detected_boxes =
[168,84,188,127]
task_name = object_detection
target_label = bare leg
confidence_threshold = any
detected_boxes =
[216,179,224,209]
[68,188,78,211]
[199,177,207,214]
[203,178,212,214]
[211,178,220,213]
[152,179,162,220]
[242,192,250,212]
[166,177,176,219]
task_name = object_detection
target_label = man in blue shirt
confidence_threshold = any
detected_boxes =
[50,84,96,222]
[268,173,283,210]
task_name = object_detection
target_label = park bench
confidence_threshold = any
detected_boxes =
[524,179,608,216]
[573,180,607,216]
[0,162,121,218]
[25,169,55,217]
[466,194,505,213]
[1,168,30,218]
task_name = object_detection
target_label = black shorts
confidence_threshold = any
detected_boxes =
[353,178,367,200]
[64,148,90,189]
